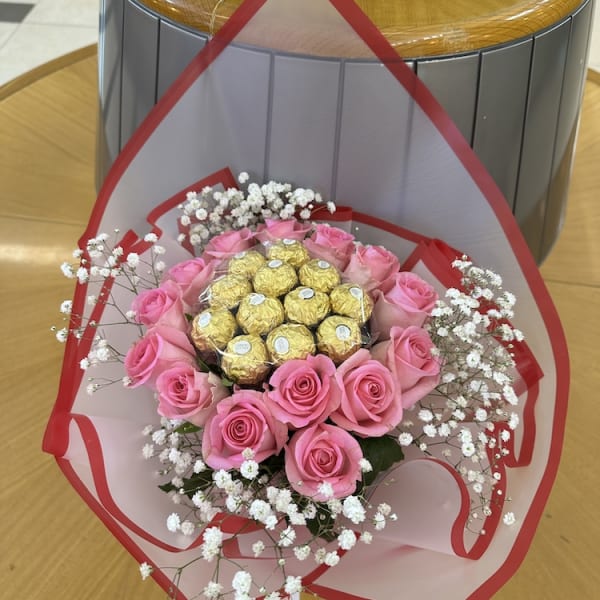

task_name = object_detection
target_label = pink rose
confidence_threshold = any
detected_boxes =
[371,326,441,409]
[202,389,287,470]
[164,257,219,308]
[124,325,197,388]
[255,218,311,243]
[330,349,401,437]
[131,280,188,331]
[342,244,399,293]
[156,365,228,426]
[265,354,341,429]
[303,224,355,270]
[203,228,255,259]
[371,272,438,339]
[285,422,363,501]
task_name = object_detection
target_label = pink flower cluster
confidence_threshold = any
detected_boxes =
[124,219,441,502]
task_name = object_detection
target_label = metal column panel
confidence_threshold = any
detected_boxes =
[268,55,341,197]
[335,61,427,223]
[184,45,272,183]
[156,21,207,100]
[415,54,480,144]
[514,21,570,260]
[472,39,533,208]
[541,0,594,260]
[120,0,159,148]
[97,0,124,183]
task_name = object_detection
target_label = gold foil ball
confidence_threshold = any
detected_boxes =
[267,238,310,268]
[316,315,362,363]
[191,308,238,352]
[330,283,373,324]
[220,334,270,385]
[207,274,252,309]
[227,249,266,279]
[237,293,285,336]
[298,258,341,293]
[284,286,330,327]
[266,323,316,366]
[253,259,298,297]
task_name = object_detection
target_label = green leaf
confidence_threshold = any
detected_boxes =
[181,471,214,497]
[174,422,201,434]
[306,503,337,542]
[195,356,211,373]
[221,375,235,387]
[158,482,176,494]
[357,435,404,487]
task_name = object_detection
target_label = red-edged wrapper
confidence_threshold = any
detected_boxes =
[43,1,567,599]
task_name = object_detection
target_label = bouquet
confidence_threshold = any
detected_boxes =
[50,172,538,599]
[44,1,568,598]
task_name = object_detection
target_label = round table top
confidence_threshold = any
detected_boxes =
[1,49,599,599]
[139,0,584,57]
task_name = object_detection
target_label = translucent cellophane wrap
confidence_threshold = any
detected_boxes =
[43,1,568,599]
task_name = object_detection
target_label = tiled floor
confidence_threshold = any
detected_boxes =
[0,0,99,86]
[0,0,598,88]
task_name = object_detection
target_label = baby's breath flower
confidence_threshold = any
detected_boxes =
[55,328,68,342]
[337,529,357,551]
[240,459,259,480]
[142,444,154,459]
[203,581,223,599]
[232,571,252,594]
[398,432,413,446]
[294,545,311,561]
[139,562,153,580]
[503,512,516,526]
[318,482,334,500]
[359,458,373,473]
[284,576,302,595]
[166,513,181,532]
[342,496,366,524]
[360,531,373,544]
[252,540,265,557]
[180,521,195,536]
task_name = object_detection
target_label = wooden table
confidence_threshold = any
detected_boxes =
[1,49,599,599]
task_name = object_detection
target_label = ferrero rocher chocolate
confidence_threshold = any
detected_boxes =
[284,286,330,327]
[266,323,316,366]
[253,259,298,297]
[298,258,341,293]
[227,250,266,279]
[207,274,252,309]
[330,283,373,324]
[316,315,362,363]
[191,308,237,352]
[267,239,310,268]
[237,293,285,336]
[220,335,270,385]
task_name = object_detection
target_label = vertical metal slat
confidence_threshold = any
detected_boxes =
[514,20,571,260]
[472,39,533,210]
[120,0,159,148]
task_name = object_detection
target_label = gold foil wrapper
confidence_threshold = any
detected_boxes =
[298,258,341,293]
[330,283,373,324]
[237,293,285,336]
[191,308,238,352]
[284,286,330,327]
[267,238,310,268]
[316,315,362,363]
[207,274,252,309]
[221,334,270,385]
[266,323,316,366]
[253,259,298,297]
[227,250,266,279]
